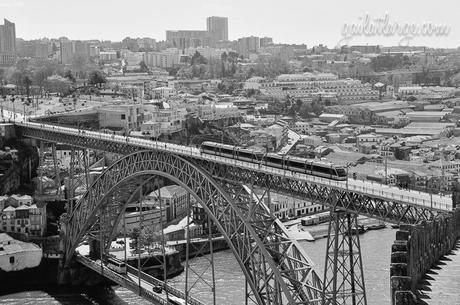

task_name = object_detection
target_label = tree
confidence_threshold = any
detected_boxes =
[191,51,208,65]
[450,72,460,87]
[7,68,25,95]
[221,52,228,76]
[167,66,180,76]
[72,55,88,78]
[217,82,226,92]
[88,70,107,88]
[245,88,257,97]
[23,75,32,98]
[295,99,303,111]
[299,102,314,118]
[139,60,148,72]
[64,70,76,83]
[45,75,71,96]
[130,227,141,253]
[254,56,290,77]
[311,100,323,115]
[15,58,29,72]
[140,226,161,252]
[33,67,52,96]
[0,69,5,95]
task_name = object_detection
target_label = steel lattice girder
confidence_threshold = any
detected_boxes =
[17,125,447,225]
[63,150,324,305]
[194,161,443,225]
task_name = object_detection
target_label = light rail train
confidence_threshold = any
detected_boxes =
[200,141,347,181]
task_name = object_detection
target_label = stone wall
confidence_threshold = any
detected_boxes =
[390,208,460,305]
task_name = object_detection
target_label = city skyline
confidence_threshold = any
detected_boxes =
[2,0,459,48]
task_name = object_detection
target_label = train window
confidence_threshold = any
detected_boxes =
[335,168,347,177]
[216,146,232,156]
[285,159,304,169]
[239,151,253,159]
[311,165,327,174]
[292,160,305,168]
[202,144,216,152]
[266,156,283,165]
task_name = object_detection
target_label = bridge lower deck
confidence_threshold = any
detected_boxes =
[76,255,204,305]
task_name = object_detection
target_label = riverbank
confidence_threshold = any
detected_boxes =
[284,216,387,241]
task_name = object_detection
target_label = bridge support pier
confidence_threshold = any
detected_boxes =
[323,210,367,305]
[184,192,217,305]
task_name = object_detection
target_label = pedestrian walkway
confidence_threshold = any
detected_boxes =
[417,240,460,305]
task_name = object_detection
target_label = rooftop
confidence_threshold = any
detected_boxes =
[406,111,450,117]
[149,185,187,199]
[3,206,15,212]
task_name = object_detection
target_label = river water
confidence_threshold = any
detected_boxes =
[0,228,395,305]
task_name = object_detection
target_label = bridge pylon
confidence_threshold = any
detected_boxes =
[323,210,367,305]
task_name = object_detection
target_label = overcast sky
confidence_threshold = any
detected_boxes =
[2,0,459,48]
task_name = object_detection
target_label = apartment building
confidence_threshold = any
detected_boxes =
[0,196,46,237]
[0,19,16,66]
[98,104,145,131]
[260,72,379,101]
[148,185,189,223]
[144,50,180,68]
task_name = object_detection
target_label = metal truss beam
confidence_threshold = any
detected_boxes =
[195,161,442,225]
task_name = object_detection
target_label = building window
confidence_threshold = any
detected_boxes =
[121,114,126,120]
[9,256,14,264]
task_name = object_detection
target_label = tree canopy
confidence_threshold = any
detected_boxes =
[88,70,107,87]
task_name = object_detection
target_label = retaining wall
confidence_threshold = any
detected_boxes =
[390,208,460,304]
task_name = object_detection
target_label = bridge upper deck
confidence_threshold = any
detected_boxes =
[13,121,453,215]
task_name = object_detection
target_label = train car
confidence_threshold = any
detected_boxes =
[200,142,347,181]
[301,212,330,226]
[303,160,347,181]
[301,215,319,226]
[263,153,284,169]
[106,257,127,274]
[200,141,236,158]
[316,211,331,224]
[271,155,347,180]
[200,141,264,162]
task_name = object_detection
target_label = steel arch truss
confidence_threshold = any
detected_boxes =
[63,150,324,305]
[195,161,442,225]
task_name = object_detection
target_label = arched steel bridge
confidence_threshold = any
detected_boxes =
[11,121,454,304]
[61,149,324,304]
